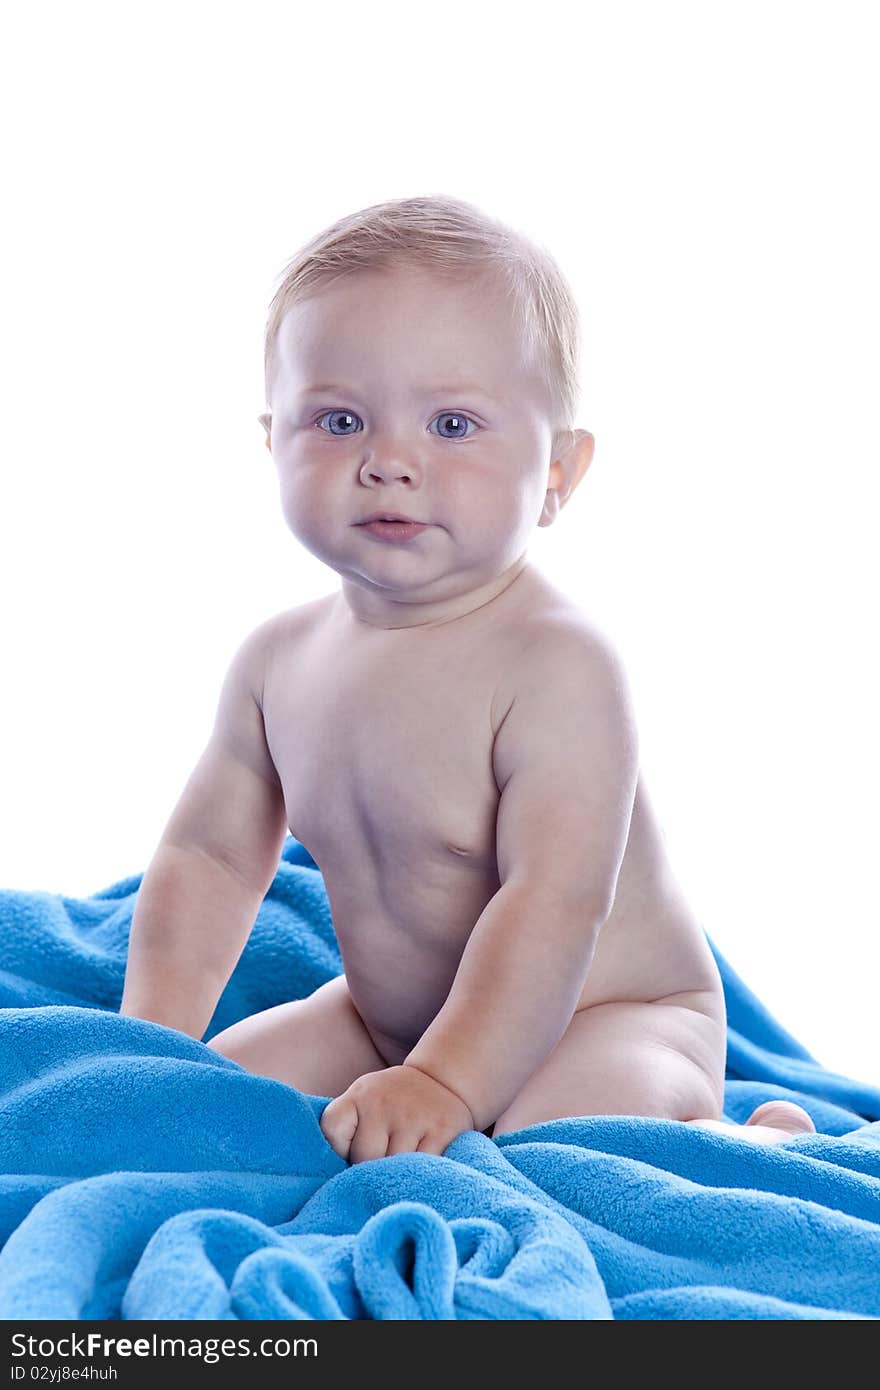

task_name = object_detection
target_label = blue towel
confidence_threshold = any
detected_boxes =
[1,837,878,1320]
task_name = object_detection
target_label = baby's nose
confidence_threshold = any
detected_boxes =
[360,453,415,484]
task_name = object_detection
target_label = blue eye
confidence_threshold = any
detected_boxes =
[316,410,362,436]
[430,412,478,440]
[314,410,479,439]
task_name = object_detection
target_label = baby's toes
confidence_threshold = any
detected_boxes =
[744,1100,816,1134]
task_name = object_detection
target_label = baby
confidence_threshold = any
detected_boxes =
[120,195,815,1163]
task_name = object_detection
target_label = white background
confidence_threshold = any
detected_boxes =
[1,1,876,1085]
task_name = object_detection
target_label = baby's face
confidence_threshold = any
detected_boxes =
[263,264,567,604]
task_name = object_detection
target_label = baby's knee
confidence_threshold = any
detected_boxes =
[204,1017,253,1062]
[205,1033,234,1061]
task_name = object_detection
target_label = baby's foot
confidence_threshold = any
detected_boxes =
[687,1099,816,1145]
[740,1099,817,1143]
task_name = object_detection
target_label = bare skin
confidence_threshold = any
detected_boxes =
[208,580,814,1154]
[123,260,814,1158]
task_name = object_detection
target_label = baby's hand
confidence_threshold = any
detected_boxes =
[319,1064,475,1164]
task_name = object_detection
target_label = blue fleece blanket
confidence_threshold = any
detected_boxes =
[1,837,878,1320]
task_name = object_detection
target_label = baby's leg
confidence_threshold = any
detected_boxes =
[206,973,388,1096]
[686,1100,816,1144]
[491,999,726,1137]
[489,999,816,1145]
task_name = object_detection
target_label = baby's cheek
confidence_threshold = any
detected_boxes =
[278,475,327,537]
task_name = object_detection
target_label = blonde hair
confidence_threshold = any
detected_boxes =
[262,194,582,438]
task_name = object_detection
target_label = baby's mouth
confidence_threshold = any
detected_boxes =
[356,516,432,541]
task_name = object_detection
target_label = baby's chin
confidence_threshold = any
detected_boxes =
[291,521,518,595]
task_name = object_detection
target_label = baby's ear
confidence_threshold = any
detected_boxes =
[257,412,272,451]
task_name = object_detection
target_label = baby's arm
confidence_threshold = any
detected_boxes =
[403,627,639,1133]
[119,619,289,1039]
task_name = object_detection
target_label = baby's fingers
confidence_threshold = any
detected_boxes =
[320,1096,359,1162]
[385,1128,429,1157]
[348,1109,392,1165]
[416,1129,456,1156]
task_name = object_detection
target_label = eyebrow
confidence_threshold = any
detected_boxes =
[298,382,503,404]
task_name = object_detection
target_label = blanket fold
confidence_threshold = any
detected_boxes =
[1,837,878,1319]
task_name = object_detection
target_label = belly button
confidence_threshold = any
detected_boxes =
[446,844,471,856]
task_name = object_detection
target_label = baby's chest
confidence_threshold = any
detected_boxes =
[266,662,501,867]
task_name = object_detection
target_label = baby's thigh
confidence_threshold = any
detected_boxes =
[491,999,725,1137]
[206,973,388,1096]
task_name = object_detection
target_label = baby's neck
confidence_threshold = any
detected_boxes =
[335,555,532,632]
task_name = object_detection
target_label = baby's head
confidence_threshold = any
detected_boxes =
[258,195,594,615]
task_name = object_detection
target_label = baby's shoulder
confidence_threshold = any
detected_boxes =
[236,596,334,699]
[250,594,334,651]
[493,600,633,729]
[508,595,627,673]
[505,570,620,659]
